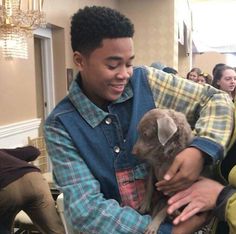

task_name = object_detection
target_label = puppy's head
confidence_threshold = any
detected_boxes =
[132,109,193,163]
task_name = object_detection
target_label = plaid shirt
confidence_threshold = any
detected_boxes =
[44,66,234,234]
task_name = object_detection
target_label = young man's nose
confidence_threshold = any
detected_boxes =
[117,66,132,79]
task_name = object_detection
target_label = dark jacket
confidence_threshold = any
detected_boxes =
[0,146,40,189]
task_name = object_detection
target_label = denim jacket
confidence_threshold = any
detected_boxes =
[51,67,155,203]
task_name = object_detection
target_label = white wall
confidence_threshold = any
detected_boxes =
[0,119,41,148]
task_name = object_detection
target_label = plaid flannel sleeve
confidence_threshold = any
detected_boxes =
[147,66,235,161]
[44,120,152,234]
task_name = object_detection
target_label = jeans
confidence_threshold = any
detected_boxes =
[158,221,173,234]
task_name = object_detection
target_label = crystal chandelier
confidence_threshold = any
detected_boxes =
[0,0,46,59]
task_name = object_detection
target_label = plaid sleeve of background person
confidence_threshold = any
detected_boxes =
[146,66,234,159]
[44,121,151,234]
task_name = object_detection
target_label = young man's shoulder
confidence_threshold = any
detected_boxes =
[46,96,75,123]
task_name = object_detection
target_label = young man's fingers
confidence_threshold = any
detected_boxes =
[156,171,182,188]
[157,178,191,194]
[163,159,181,181]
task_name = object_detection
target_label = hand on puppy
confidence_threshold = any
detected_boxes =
[155,147,204,195]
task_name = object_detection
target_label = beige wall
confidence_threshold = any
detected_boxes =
[0,0,191,126]
[0,39,37,125]
[118,0,191,75]
[193,52,227,76]
[119,0,176,67]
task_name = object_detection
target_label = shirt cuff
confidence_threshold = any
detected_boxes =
[213,185,236,221]
[190,137,224,163]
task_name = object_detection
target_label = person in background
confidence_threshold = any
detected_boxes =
[197,72,213,85]
[212,63,226,77]
[44,6,234,234]
[162,66,178,75]
[150,61,166,70]
[0,146,65,234]
[212,65,236,102]
[186,67,202,82]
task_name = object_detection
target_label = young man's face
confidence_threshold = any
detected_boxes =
[74,38,134,108]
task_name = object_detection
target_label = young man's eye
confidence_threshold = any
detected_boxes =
[107,64,118,70]
[107,63,133,70]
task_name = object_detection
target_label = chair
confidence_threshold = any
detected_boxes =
[14,211,38,234]
[28,136,49,173]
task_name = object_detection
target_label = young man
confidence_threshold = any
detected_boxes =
[44,6,234,234]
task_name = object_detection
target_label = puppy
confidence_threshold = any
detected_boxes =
[132,108,193,234]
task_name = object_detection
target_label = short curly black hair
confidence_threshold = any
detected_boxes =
[71,6,134,55]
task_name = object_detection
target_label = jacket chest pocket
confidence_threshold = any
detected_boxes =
[116,163,148,210]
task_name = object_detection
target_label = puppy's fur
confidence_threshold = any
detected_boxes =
[132,108,193,233]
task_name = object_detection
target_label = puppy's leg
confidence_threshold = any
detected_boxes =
[139,169,155,214]
[145,206,167,234]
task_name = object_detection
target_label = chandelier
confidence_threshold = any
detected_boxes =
[0,0,46,59]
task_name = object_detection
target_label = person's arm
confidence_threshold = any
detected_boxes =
[166,177,224,225]
[167,177,236,233]
[213,185,236,220]
[2,146,40,162]
[147,67,234,193]
[224,192,236,234]
[44,121,151,234]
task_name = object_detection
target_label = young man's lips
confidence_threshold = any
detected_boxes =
[110,84,126,92]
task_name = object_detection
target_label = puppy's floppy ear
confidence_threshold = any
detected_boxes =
[156,116,178,146]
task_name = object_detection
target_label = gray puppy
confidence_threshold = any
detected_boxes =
[132,108,193,234]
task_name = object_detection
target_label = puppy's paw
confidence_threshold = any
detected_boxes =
[139,201,151,214]
[144,223,159,234]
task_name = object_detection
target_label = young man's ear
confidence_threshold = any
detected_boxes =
[73,51,84,71]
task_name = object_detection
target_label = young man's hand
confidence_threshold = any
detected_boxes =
[155,147,204,195]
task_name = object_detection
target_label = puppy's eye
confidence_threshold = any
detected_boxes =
[141,131,148,137]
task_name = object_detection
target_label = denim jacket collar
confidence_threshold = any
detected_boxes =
[68,73,133,128]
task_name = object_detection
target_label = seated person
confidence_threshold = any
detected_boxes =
[0,146,65,234]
